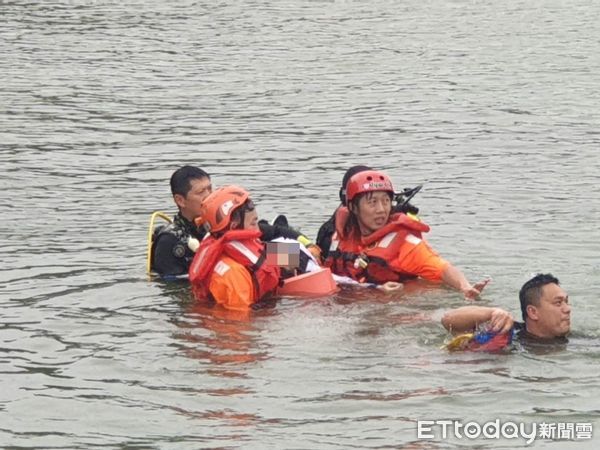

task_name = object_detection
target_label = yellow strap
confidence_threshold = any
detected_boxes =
[146,211,173,274]
[441,333,474,351]
[297,235,312,248]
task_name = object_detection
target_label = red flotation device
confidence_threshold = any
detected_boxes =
[443,328,513,352]
[467,331,513,352]
[277,267,338,297]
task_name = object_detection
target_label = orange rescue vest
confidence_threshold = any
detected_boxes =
[324,208,431,284]
[189,229,281,304]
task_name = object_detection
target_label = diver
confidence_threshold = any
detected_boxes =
[150,166,212,277]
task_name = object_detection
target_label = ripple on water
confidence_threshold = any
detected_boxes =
[2,0,600,447]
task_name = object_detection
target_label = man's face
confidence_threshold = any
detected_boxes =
[529,283,571,338]
[176,177,212,221]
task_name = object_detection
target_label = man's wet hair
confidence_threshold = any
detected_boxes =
[170,165,210,197]
[519,273,560,321]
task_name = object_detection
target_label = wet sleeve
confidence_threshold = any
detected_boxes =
[316,214,336,259]
[208,260,256,310]
[152,233,188,276]
[392,237,450,282]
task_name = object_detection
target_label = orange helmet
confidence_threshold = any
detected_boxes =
[195,185,250,233]
[345,170,394,202]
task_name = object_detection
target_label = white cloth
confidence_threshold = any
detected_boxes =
[269,237,320,272]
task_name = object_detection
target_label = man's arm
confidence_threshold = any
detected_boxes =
[441,306,514,334]
[152,234,188,276]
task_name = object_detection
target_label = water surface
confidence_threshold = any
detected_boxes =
[1,0,599,448]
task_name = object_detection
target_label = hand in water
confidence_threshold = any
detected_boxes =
[377,281,403,292]
[488,307,514,333]
[463,278,491,301]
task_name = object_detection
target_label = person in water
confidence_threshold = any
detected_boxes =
[189,185,321,310]
[323,169,488,298]
[151,166,213,276]
[151,165,318,277]
[442,273,571,342]
[317,165,372,260]
[317,165,423,261]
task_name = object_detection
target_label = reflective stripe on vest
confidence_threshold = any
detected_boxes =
[228,240,259,265]
[378,232,397,249]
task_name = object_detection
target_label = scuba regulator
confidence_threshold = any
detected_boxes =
[393,184,422,216]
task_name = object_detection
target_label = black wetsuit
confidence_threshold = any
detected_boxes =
[316,209,338,260]
[512,322,569,347]
[151,213,206,277]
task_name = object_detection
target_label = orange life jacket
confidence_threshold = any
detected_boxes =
[324,207,431,284]
[189,229,281,304]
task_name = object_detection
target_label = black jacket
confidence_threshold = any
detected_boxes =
[151,213,206,277]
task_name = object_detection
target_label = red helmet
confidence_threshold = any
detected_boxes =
[195,185,250,233]
[345,170,394,202]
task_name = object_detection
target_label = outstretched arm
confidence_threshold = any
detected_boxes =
[441,264,490,300]
[391,240,488,300]
[441,306,514,334]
